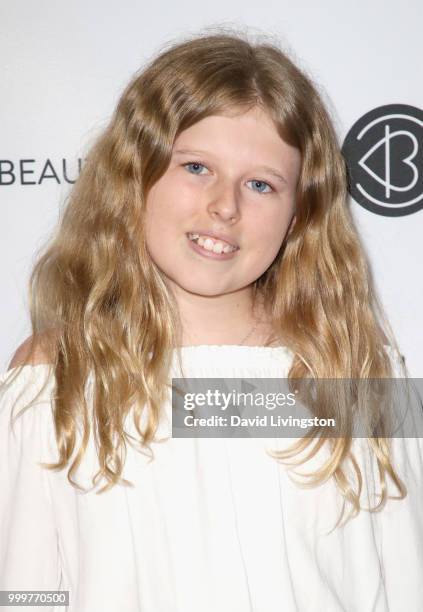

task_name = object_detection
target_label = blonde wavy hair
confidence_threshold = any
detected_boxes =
[3,30,407,528]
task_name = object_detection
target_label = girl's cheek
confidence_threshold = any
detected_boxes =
[178,185,205,212]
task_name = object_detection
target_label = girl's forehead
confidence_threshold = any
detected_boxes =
[172,109,298,159]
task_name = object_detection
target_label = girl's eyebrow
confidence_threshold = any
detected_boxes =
[256,166,287,185]
[173,148,209,157]
[173,149,287,185]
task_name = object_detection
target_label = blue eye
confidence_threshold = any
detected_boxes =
[247,179,273,194]
[184,162,208,175]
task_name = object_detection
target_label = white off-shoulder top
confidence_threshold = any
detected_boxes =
[0,345,422,612]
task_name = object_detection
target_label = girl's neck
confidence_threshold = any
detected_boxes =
[176,291,280,347]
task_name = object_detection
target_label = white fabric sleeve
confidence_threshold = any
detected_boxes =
[0,367,62,610]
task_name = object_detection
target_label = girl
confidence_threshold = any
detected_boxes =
[1,31,422,612]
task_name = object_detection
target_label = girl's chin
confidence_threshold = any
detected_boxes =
[161,274,238,298]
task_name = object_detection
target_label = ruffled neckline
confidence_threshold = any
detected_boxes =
[171,344,294,375]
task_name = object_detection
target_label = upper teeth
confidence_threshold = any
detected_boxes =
[188,233,237,254]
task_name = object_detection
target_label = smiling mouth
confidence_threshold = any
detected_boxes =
[187,232,239,254]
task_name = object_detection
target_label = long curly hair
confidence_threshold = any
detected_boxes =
[2,29,407,528]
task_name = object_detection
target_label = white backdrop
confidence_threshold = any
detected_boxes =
[1,0,422,374]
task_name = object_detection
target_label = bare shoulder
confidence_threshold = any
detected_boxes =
[8,332,56,370]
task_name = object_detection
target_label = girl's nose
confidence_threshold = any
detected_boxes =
[206,183,240,223]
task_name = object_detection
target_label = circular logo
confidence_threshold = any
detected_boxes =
[342,104,423,217]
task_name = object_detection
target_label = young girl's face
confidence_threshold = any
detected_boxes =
[145,106,301,299]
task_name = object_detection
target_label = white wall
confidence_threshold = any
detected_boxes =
[1,0,422,374]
